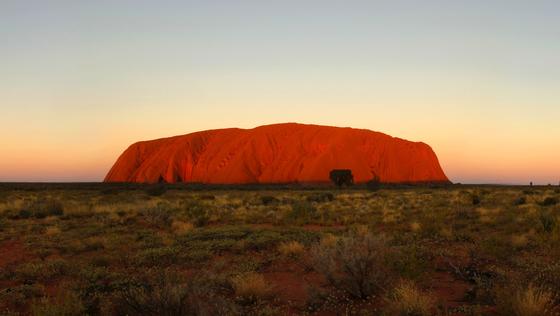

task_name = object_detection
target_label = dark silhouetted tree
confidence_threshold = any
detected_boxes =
[330,169,354,187]
[366,174,381,191]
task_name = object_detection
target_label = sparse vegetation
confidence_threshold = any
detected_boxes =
[0,184,559,315]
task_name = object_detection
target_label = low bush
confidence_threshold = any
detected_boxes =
[261,195,280,205]
[286,201,317,224]
[15,259,71,282]
[541,197,558,207]
[513,196,527,206]
[75,267,139,314]
[311,232,392,299]
[472,195,481,205]
[112,272,221,315]
[135,247,179,267]
[16,199,64,219]
[197,194,215,200]
[539,212,557,234]
[366,177,382,191]
[388,243,431,280]
[30,290,85,316]
[184,201,210,227]
[306,192,334,203]
[143,204,173,228]
[0,284,44,309]
[145,184,167,197]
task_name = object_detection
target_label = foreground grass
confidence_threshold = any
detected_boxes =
[0,185,559,315]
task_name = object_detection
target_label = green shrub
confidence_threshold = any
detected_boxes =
[513,196,527,206]
[472,195,481,205]
[311,232,392,299]
[197,194,215,200]
[135,247,179,267]
[31,291,85,316]
[261,195,280,205]
[480,237,513,261]
[455,206,478,221]
[177,226,317,257]
[17,199,64,219]
[366,176,382,191]
[15,259,71,282]
[389,244,431,280]
[111,271,237,315]
[539,212,557,233]
[18,209,32,219]
[99,187,118,195]
[89,255,111,268]
[75,267,139,314]
[143,204,173,228]
[286,201,317,224]
[184,202,210,227]
[541,197,558,207]
[145,184,167,197]
[306,192,334,203]
[0,284,44,309]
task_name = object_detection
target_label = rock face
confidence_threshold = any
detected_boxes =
[104,123,449,184]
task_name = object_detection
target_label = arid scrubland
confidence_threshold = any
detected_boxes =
[0,185,559,315]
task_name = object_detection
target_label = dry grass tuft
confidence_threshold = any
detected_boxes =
[231,272,271,303]
[439,227,453,239]
[278,241,305,258]
[44,226,61,237]
[171,220,194,235]
[355,224,370,236]
[387,280,436,316]
[497,284,559,316]
[382,209,398,224]
[410,222,422,233]
[319,233,338,248]
[511,234,529,249]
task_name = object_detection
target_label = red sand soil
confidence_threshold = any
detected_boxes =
[105,123,449,184]
[0,240,30,270]
[0,240,32,311]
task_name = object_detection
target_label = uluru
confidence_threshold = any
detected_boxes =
[104,123,449,184]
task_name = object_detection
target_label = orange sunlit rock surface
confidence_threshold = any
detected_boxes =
[104,123,449,184]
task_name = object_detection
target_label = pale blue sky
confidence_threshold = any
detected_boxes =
[1,1,559,183]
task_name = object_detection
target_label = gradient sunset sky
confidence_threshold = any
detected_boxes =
[1,1,559,184]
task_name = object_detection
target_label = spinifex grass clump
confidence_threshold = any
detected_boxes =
[385,280,436,316]
[496,284,559,316]
[231,272,272,304]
